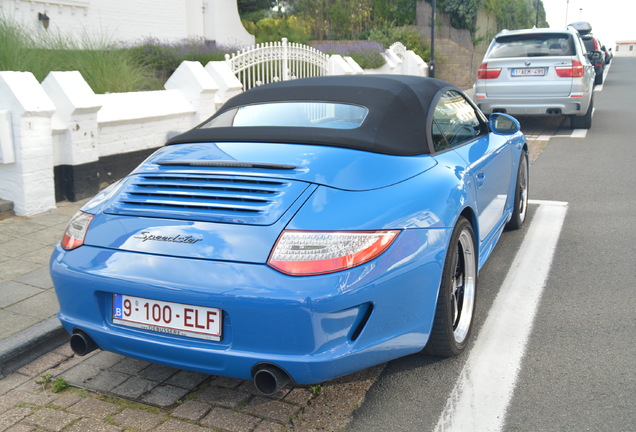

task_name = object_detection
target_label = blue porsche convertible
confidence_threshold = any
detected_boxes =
[51,75,528,395]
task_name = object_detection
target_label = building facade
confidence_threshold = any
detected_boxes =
[615,41,636,57]
[0,0,254,48]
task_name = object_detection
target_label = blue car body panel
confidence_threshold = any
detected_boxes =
[51,75,527,385]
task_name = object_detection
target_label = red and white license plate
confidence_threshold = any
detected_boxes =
[511,67,546,77]
[113,294,221,341]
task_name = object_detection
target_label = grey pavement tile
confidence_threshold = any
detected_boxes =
[66,396,121,419]
[0,310,40,338]
[170,400,211,421]
[113,407,164,431]
[0,259,41,284]
[24,226,65,247]
[0,238,48,259]
[110,357,149,375]
[80,351,126,370]
[245,396,300,424]
[0,372,30,395]
[20,248,55,266]
[12,389,58,407]
[154,419,208,432]
[111,376,157,399]
[137,363,179,382]
[201,407,260,432]
[49,393,82,409]
[0,220,48,238]
[65,417,124,432]
[14,267,53,290]
[6,290,59,319]
[196,386,250,408]
[24,407,80,431]
[141,384,190,407]
[60,363,103,386]
[253,420,286,432]
[0,393,16,414]
[284,387,314,406]
[84,370,130,393]
[0,281,42,308]
[25,212,72,228]
[3,422,38,432]
[164,370,209,389]
[0,407,31,431]
[212,375,243,389]
[17,351,68,377]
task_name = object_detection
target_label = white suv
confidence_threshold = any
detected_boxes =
[473,27,597,129]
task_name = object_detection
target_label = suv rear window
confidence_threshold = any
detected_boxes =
[488,33,575,58]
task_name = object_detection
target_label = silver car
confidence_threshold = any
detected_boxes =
[473,27,597,129]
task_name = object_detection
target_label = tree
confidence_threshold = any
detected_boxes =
[238,0,274,14]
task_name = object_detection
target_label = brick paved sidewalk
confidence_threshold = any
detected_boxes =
[0,343,383,431]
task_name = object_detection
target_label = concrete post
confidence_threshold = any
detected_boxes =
[0,72,56,216]
[165,61,220,124]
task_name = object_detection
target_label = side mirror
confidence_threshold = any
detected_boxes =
[489,113,520,135]
[588,51,602,61]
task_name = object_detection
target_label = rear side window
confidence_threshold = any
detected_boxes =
[488,33,575,58]
[432,91,483,152]
[199,102,369,130]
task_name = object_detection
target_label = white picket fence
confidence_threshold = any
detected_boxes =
[225,38,329,90]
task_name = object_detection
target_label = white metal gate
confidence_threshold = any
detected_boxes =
[225,38,329,90]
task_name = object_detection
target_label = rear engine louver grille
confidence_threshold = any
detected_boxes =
[106,174,307,225]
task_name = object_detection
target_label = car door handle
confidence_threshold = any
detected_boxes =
[476,173,486,188]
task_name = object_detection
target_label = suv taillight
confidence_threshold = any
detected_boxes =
[477,63,501,79]
[555,60,584,78]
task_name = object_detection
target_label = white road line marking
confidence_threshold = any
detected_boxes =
[571,129,588,138]
[434,200,568,432]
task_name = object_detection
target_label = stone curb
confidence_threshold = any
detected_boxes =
[0,317,68,379]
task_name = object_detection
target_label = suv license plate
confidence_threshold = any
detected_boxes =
[113,294,221,341]
[511,68,545,77]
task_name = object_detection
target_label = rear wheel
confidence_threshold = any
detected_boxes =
[425,217,477,357]
[570,96,593,129]
[506,151,529,231]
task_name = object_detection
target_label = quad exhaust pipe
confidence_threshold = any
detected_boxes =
[252,364,291,396]
[69,329,98,356]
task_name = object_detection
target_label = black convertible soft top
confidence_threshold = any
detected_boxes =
[166,75,457,156]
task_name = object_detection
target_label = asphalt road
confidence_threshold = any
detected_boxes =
[349,57,636,431]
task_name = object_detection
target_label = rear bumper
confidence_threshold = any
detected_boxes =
[51,228,448,384]
[475,95,590,116]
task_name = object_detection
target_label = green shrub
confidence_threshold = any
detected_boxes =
[244,16,312,45]
[0,16,158,93]
[368,26,430,61]
[312,41,386,69]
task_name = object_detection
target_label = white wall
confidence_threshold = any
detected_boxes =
[0,0,254,48]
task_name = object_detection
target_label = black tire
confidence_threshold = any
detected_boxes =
[570,96,593,129]
[425,217,477,357]
[506,151,529,231]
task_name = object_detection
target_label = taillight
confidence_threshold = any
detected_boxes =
[61,211,94,250]
[268,230,399,276]
[556,60,584,78]
[477,63,501,79]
